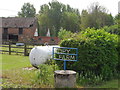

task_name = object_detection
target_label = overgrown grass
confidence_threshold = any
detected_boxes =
[94,79,119,88]
[1,54,34,88]
[76,73,119,88]
[1,54,119,88]
[1,54,57,88]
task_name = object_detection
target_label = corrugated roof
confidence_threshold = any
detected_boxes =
[1,17,36,28]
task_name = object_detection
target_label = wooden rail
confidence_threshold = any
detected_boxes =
[0,42,33,56]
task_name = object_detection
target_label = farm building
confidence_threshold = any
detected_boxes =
[1,17,37,42]
[0,17,60,45]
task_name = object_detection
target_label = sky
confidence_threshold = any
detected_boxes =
[0,0,119,17]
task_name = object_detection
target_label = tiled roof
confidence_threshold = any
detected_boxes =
[1,17,36,28]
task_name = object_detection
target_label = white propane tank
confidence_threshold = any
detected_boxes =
[29,45,59,68]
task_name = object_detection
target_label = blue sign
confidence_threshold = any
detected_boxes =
[52,47,78,70]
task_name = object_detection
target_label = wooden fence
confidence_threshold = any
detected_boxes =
[0,42,34,56]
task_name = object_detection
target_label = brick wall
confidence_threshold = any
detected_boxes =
[2,21,37,42]
[0,28,2,43]
[8,28,18,34]
[19,22,36,42]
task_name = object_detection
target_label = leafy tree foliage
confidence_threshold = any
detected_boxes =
[80,2,114,30]
[58,28,73,40]
[114,13,120,25]
[18,3,36,17]
[61,12,80,32]
[103,13,120,35]
[18,1,117,37]
[80,10,90,30]
[37,0,80,36]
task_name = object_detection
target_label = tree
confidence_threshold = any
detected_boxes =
[61,12,80,32]
[18,3,36,17]
[37,0,80,36]
[37,13,50,36]
[80,2,114,30]
[39,4,49,14]
[103,13,120,35]
[80,10,89,30]
[114,13,120,25]
[48,0,63,36]
[37,0,63,36]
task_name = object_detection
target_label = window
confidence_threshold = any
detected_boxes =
[29,24,33,27]
[38,38,42,41]
[4,28,8,34]
[51,38,54,41]
[19,28,23,35]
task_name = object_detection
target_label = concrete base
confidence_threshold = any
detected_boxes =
[54,70,76,88]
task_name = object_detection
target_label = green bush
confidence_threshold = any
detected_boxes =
[58,28,74,40]
[57,28,118,81]
[103,25,120,35]
[33,60,59,87]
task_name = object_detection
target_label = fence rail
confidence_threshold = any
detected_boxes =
[1,41,58,56]
[0,42,34,56]
[0,50,23,53]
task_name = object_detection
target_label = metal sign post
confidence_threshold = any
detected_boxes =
[52,47,78,70]
[64,60,66,70]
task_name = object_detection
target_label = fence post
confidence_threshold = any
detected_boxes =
[9,41,11,55]
[24,43,27,56]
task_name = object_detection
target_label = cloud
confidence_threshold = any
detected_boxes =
[118,1,120,13]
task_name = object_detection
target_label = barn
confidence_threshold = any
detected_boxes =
[0,17,60,45]
[1,17,37,42]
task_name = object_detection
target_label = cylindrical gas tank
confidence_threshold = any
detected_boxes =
[29,46,59,68]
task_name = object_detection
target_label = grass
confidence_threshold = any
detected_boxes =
[2,54,31,70]
[1,54,35,88]
[1,54,119,88]
[1,54,56,88]
[94,79,119,88]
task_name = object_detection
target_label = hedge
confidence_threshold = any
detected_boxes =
[56,28,118,80]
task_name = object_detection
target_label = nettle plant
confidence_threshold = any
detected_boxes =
[57,28,118,82]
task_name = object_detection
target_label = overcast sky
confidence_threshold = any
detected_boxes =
[0,0,119,17]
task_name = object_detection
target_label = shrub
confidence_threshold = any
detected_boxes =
[33,60,59,87]
[58,28,74,40]
[103,25,120,35]
[57,28,118,81]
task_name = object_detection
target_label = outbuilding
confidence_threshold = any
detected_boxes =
[1,17,37,42]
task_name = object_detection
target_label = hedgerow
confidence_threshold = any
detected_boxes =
[56,28,118,82]
[103,24,120,35]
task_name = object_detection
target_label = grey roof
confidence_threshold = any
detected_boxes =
[1,17,36,28]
